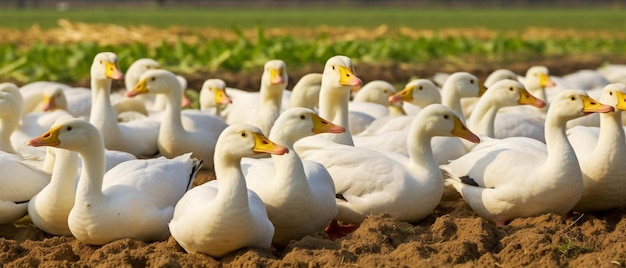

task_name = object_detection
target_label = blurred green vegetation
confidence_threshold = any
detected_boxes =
[1,7,625,84]
[0,7,624,31]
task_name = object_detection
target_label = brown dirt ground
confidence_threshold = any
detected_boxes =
[1,169,625,267]
[2,22,626,267]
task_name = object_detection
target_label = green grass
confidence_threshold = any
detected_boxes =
[1,7,625,31]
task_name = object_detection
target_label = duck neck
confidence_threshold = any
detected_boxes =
[89,78,120,137]
[0,114,17,154]
[441,85,466,123]
[215,104,223,117]
[160,90,185,138]
[214,154,249,211]
[256,84,284,136]
[48,148,79,203]
[407,122,439,177]
[595,111,626,157]
[543,111,578,174]
[153,94,167,111]
[387,105,406,116]
[467,98,499,137]
[319,84,354,146]
[75,137,107,202]
[269,131,310,195]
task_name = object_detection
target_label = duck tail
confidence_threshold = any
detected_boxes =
[440,166,462,189]
[187,158,204,190]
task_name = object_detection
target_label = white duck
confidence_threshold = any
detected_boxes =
[597,64,626,84]
[441,72,484,123]
[109,58,160,119]
[348,80,402,135]
[242,108,343,246]
[493,66,556,142]
[25,86,68,113]
[19,82,92,119]
[0,88,24,154]
[0,83,70,161]
[88,52,160,158]
[199,78,233,117]
[169,124,287,257]
[567,83,626,211]
[314,55,363,145]
[356,79,545,158]
[462,68,519,118]
[126,69,228,170]
[442,89,613,226]
[289,73,322,110]
[358,79,441,136]
[0,91,51,224]
[465,79,546,143]
[222,60,290,136]
[297,104,479,225]
[27,118,203,245]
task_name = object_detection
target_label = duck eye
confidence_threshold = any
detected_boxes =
[419,86,423,90]
[151,77,156,81]
[570,96,576,101]
[470,80,474,84]
[99,60,103,64]
[300,115,306,120]
[332,65,335,70]
[509,87,514,91]
[610,91,613,96]
[66,126,72,131]
[240,132,247,138]
[443,114,449,119]
[383,90,388,94]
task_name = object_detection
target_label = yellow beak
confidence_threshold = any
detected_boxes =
[338,65,363,87]
[215,88,233,105]
[105,61,124,80]
[518,88,546,108]
[269,68,285,85]
[478,84,487,97]
[27,125,62,147]
[451,116,480,144]
[42,96,56,111]
[581,95,614,114]
[539,74,556,88]
[252,132,288,155]
[310,113,345,134]
[389,85,414,103]
[126,78,149,97]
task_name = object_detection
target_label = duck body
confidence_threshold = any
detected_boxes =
[127,69,228,169]
[243,108,342,246]
[443,90,613,225]
[169,124,286,257]
[568,83,626,211]
[297,104,479,224]
[221,60,290,136]
[88,52,160,159]
[27,117,202,245]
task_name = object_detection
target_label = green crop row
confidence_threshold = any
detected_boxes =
[2,28,626,84]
